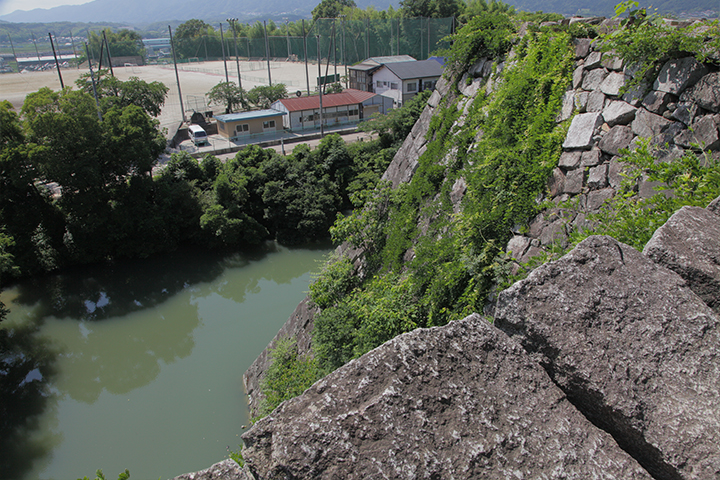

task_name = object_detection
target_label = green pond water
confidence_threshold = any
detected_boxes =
[0,242,331,480]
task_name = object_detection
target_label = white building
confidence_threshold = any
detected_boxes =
[373,59,444,107]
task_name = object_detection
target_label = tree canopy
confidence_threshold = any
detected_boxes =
[312,0,357,19]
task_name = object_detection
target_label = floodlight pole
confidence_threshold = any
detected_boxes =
[84,42,102,121]
[316,35,323,138]
[31,32,41,62]
[49,33,64,89]
[264,21,272,86]
[303,19,310,95]
[7,33,18,72]
[220,23,229,83]
[103,30,114,76]
[228,18,242,90]
[168,25,186,122]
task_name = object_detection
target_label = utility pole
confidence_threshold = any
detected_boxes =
[302,20,310,95]
[7,33,18,72]
[102,30,114,76]
[169,25,185,123]
[220,23,229,83]
[316,35,323,138]
[84,42,102,121]
[69,30,79,68]
[284,18,291,58]
[49,33,64,89]
[333,19,337,81]
[264,20,272,86]
[228,18,242,90]
[31,32,41,62]
[339,15,347,88]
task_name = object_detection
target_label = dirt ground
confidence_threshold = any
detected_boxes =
[0,59,336,137]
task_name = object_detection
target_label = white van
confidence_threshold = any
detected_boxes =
[188,125,208,146]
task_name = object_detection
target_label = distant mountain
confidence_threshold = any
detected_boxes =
[0,0,396,24]
[503,0,718,18]
[0,0,714,25]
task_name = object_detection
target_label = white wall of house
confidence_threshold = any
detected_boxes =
[373,67,402,106]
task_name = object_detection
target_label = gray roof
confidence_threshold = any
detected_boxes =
[381,59,444,80]
[367,55,416,64]
[214,109,285,123]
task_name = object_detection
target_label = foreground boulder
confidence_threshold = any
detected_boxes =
[494,235,720,480]
[644,205,720,313]
[242,313,652,480]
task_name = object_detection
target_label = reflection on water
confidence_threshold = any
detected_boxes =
[0,241,331,480]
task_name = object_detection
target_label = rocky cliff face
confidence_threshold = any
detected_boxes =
[209,17,720,480]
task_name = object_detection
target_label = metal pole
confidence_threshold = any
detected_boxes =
[264,20,272,86]
[69,30,79,68]
[246,36,250,59]
[427,17,430,60]
[316,35,323,138]
[103,30,114,76]
[169,26,186,123]
[333,19,337,80]
[365,18,369,59]
[397,18,399,55]
[228,19,242,90]
[31,32,41,62]
[303,20,310,95]
[341,17,347,88]
[220,23,229,83]
[323,23,334,94]
[7,33,18,72]
[285,19,291,58]
[84,42,102,121]
[49,33,64,89]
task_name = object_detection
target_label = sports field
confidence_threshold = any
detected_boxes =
[0,59,338,137]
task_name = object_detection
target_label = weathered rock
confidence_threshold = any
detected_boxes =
[688,72,720,112]
[538,219,566,246]
[587,163,608,189]
[582,68,608,91]
[572,64,584,89]
[599,125,634,155]
[171,460,247,480]
[563,112,603,149]
[642,90,676,114]
[674,115,720,150]
[584,51,603,69]
[586,186,614,210]
[670,102,700,125]
[653,56,709,95]
[548,167,565,197]
[586,90,606,112]
[632,107,676,140]
[601,51,623,70]
[242,314,654,480]
[558,150,581,169]
[573,38,592,59]
[644,206,720,312]
[381,104,433,187]
[495,235,720,480]
[580,148,602,167]
[602,100,637,126]
[506,234,531,259]
[607,156,627,189]
[450,177,467,213]
[563,168,584,194]
[575,90,589,112]
[600,71,626,96]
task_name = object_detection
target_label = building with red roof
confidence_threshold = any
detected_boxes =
[271,89,392,131]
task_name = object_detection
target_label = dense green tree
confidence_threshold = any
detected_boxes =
[87,29,145,60]
[312,0,357,19]
[207,81,247,114]
[75,71,169,117]
[400,0,464,18]
[246,84,288,109]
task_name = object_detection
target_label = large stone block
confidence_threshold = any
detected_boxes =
[563,112,603,149]
[654,56,709,95]
[495,235,720,480]
[602,100,637,126]
[688,72,720,112]
[242,314,653,480]
[632,107,677,140]
[171,460,247,480]
[642,90,676,114]
[674,115,720,151]
[586,90,606,112]
[582,68,608,91]
[600,71,626,96]
[599,125,634,155]
[644,206,720,313]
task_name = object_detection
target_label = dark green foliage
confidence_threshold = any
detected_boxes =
[87,28,144,58]
[258,337,320,418]
[207,82,246,114]
[359,90,432,149]
[312,0,357,19]
[77,468,130,480]
[600,10,720,92]
[443,12,516,77]
[246,84,288,110]
[75,71,169,118]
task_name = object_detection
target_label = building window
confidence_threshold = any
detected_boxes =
[348,108,359,116]
[423,80,435,90]
[263,120,276,129]
[390,82,398,90]
[236,124,249,133]
[407,82,417,92]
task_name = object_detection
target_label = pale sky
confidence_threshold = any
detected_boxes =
[0,0,90,16]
